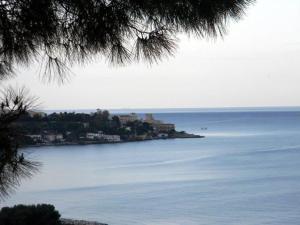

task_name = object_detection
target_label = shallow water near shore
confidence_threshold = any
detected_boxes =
[2,109,300,225]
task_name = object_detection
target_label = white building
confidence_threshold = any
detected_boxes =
[44,134,64,142]
[103,135,121,142]
[86,133,100,140]
[86,131,121,142]
[27,135,43,142]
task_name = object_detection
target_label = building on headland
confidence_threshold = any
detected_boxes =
[26,133,64,143]
[86,133,101,140]
[44,134,64,142]
[17,110,201,147]
[118,113,139,125]
[26,135,43,142]
[144,113,175,133]
[153,123,175,133]
[103,134,121,142]
[144,113,162,124]
[86,131,121,142]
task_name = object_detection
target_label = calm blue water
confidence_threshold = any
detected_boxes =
[2,110,300,225]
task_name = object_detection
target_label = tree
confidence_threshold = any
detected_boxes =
[0,0,254,81]
[0,87,40,199]
[0,204,61,225]
[0,0,254,198]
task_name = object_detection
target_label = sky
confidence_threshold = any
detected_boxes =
[3,0,300,110]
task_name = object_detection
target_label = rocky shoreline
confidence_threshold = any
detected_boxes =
[61,218,108,225]
[169,132,204,139]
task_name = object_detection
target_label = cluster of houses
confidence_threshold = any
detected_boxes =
[118,113,175,133]
[27,132,121,144]
[144,113,175,133]
[84,113,176,142]
[25,112,176,145]
[86,131,121,142]
[26,133,64,143]
[118,113,175,135]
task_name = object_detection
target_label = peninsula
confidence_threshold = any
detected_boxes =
[15,110,204,147]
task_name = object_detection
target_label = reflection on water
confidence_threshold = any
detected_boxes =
[3,110,300,225]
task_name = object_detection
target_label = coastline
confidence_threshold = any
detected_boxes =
[22,132,205,149]
[61,218,108,225]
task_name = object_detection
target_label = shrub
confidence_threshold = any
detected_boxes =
[0,204,61,225]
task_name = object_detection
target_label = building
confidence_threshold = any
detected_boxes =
[103,135,121,142]
[86,133,100,140]
[44,134,64,142]
[145,113,155,122]
[86,131,121,142]
[144,114,175,133]
[153,123,175,133]
[118,113,139,125]
[27,135,43,142]
[144,113,162,124]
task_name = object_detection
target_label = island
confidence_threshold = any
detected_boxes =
[15,110,204,147]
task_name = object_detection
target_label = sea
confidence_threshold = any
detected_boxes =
[2,107,300,225]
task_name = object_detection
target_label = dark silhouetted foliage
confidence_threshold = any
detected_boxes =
[0,87,40,199]
[0,0,254,82]
[0,204,61,225]
[15,110,154,143]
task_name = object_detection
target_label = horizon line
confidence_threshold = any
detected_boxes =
[42,106,300,113]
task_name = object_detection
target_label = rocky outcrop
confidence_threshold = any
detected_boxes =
[169,131,205,139]
[61,218,108,225]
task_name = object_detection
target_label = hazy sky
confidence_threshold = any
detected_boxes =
[3,0,300,110]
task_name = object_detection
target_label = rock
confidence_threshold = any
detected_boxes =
[169,132,205,139]
[61,218,108,225]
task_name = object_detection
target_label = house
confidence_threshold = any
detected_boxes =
[86,133,100,140]
[103,135,121,142]
[153,123,175,133]
[27,135,43,142]
[44,134,64,142]
[118,113,139,125]
[56,134,64,141]
[86,131,121,142]
[144,114,175,133]
[144,113,162,124]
